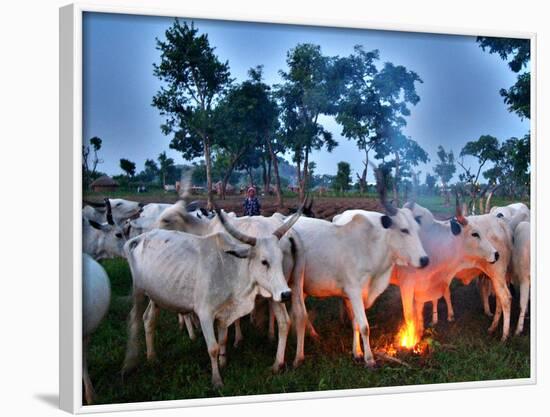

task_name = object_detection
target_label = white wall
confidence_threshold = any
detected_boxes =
[1,0,547,416]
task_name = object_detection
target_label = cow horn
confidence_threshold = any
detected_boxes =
[484,184,500,214]
[83,200,106,208]
[370,162,397,216]
[273,198,305,240]
[104,198,115,225]
[455,192,468,226]
[213,202,257,246]
[178,169,192,206]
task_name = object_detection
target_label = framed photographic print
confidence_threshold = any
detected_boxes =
[60,2,536,413]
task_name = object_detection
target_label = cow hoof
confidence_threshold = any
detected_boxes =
[500,335,509,343]
[212,379,224,389]
[272,362,285,374]
[268,333,276,342]
[233,339,242,349]
[365,359,377,369]
[352,354,364,364]
[146,353,158,363]
[293,358,304,369]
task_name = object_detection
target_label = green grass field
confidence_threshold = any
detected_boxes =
[87,257,530,405]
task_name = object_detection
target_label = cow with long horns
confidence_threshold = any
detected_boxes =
[122,208,300,387]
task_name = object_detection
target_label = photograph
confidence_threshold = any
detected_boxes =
[79,10,532,407]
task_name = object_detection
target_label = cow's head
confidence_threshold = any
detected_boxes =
[155,200,210,234]
[84,198,143,224]
[215,207,302,302]
[374,170,429,269]
[84,218,127,260]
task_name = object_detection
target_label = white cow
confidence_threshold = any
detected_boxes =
[511,221,531,335]
[83,198,143,225]
[294,185,429,367]
[404,200,514,340]
[82,254,111,404]
[147,200,308,371]
[388,201,501,339]
[478,203,530,317]
[122,209,297,387]
[82,217,126,260]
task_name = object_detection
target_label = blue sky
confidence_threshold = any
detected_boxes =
[83,12,530,183]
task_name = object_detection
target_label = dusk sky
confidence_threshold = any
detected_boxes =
[82,12,530,183]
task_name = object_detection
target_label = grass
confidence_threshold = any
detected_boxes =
[87,257,531,405]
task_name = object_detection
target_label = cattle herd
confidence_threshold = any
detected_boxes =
[81,170,531,405]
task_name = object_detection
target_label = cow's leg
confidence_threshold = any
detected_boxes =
[122,289,147,376]
[489,298,502,334]
[480,277,493,317]
[291,287,308,368]
[431,299,439,326]
[343,298,362,360]
[346,290,375,367]
[515,280,530,335]
[268,305,276,341]
[233,319,243,348]
[415,300,425,336]
[143,301,160,361]
[82,336,94,405]
[183,314,196,340]
[271,301,290,373]
[198,314,223,388]
[490,278,512,341]
[217,322,229,368]
[444,286,455,322]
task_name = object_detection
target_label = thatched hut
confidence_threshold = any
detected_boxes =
[90,175,119,192]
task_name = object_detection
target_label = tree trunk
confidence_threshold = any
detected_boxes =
[265,158,272,195]
[393,152,400,206]
[261,157,267,194]
[299,149,309,202]
[247,168,254,187]
[203,139,213,209]
[267,139,283,208]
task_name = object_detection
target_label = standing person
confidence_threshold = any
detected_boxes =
[243,187,261,216]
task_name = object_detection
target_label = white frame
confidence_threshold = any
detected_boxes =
[59,2,537,413]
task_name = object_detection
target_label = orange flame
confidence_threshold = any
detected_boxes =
[397,320,420,350]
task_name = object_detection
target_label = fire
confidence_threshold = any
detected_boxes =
[397,320,421,351]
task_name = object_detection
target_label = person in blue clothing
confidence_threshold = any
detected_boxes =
[243,187,261,216]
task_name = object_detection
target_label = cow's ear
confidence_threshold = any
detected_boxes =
[450,219,462,236]
[381,215,392,229]
[88,219,104,230]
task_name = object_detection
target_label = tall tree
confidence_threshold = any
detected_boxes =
[458,134,501,212]
[120,158,136,179]
[336,45,381,193]
[152,19,232,208]
[213,67,280,200]
[333,161,351,193]
[477,37,530,120]
[276,44,344,200]
[433,145,456,205]
[425,173,436,195]
[157,151,175,187]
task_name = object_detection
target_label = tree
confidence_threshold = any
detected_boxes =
[458,135,501,212]
[477,37,530,120]
[483,134,530,198]
[152,19,232,208]
[142,159,159,183]
[425,173,436,195]
[433,145,456,205]
[120,158,136,179]
[213,67,280,200]
[157,151,175,187]
[82,136,103,189]
[333,161,351,192]
[276,44,344,201]
[336,45,381,193]
[370,62,424,205]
